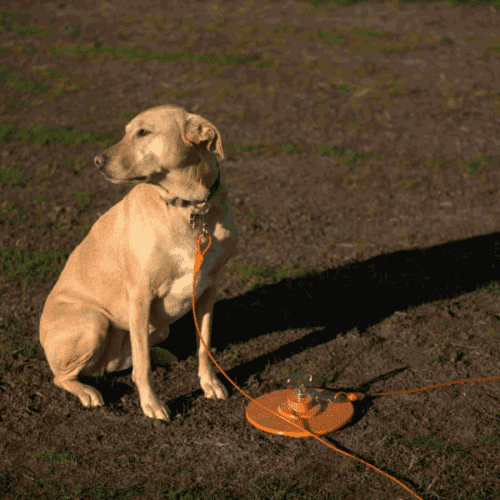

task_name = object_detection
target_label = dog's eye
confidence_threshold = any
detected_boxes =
[137,129,149,137]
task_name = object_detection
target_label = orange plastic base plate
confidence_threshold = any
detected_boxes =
[246,388,354,438]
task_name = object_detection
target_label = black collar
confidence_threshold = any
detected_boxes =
[166,169,220,208]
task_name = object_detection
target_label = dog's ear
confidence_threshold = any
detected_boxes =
[183,114,224,161]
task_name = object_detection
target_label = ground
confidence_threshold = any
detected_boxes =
[1,0,500,499]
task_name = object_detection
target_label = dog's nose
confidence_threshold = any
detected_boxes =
[94,155,106,169]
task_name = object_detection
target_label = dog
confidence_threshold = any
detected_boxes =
[40,105,237,421]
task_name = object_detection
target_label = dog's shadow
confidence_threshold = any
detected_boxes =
[91,232,500,413]
[165,231,500,385]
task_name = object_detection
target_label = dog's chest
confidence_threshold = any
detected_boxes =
[169,241,219,297]
[153,219,235,322]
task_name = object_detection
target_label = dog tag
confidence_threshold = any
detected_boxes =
[190,213,199,229]
[191,201,211,231]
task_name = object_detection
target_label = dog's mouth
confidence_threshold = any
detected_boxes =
[117,176,147,185]
[100,172,148,184]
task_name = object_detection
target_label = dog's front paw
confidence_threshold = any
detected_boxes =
[140,394,171,422]
[200,373,228,400]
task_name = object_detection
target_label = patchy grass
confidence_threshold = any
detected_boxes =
[1,1,500,499]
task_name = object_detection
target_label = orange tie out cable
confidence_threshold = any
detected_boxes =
[192,234,500,500]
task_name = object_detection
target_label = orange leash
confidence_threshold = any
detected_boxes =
[192,234,500,500]
[367,376,500,397]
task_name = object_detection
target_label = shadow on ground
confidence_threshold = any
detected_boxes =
[158,232,500,399]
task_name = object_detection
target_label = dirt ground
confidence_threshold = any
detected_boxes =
[1,0,500,499]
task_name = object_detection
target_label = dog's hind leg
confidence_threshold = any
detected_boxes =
[40,305,111,407]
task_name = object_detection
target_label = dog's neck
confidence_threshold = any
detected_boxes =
[163,168,220,208]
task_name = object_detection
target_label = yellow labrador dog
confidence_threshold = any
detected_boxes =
[40,105,237,421]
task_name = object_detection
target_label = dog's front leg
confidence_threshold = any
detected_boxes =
[129,287,171,421]
[194,284,228,399]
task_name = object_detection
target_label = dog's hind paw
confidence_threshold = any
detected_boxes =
[77,385,104,407]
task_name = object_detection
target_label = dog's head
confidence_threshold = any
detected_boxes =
[94,104,224,202]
